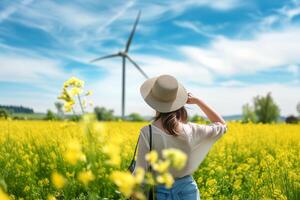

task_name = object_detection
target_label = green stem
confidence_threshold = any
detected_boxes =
[77,94,85,115]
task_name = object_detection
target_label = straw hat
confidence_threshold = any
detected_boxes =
[140,74,188,113]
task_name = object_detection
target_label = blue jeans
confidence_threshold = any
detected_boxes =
[155,175,201,200]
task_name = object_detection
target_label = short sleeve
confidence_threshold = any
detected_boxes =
[132,129,149,175]
[189,122,227,141]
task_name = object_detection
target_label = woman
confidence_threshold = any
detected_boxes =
[134,74,227,200]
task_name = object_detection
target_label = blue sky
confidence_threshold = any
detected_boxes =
[0,0,299,116]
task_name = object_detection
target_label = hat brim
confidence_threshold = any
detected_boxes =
[140,76,188,113]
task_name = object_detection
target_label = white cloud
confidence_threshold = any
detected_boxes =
[173,21,225,38]
[219,80,246,87]
[180,27,300,76]
[166,0,242,12]
[0,0,34,23]
[0,53,66,85]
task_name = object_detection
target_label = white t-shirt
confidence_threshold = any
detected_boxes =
[133,121,227,178]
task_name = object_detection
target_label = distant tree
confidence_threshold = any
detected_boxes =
[242,103,257,123]
[128,112,144,121]
[297,102,300,117]
[94,106,115,121]
[70,115,81,122]
[285,115,299,124]
[0,109,9,119]
[253,92,280,123]
[190,114,209,124]
[45,110,56,120]
[54,102,64,117]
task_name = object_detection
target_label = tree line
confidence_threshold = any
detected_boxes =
[1,92,299,124]
[0,105,34,114]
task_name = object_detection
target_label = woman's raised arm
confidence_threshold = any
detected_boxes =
[186,92,226,125]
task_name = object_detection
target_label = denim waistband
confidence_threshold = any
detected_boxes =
[156,174,194,189]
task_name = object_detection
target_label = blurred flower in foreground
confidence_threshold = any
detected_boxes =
[51,172,66,189]
[110,171,136,198]
[156,172,174,188]
[145,150,158,164]
[134,167,145,184]
[162,148,187,170]
[0,188,10,200]
[78,170,95,186]
[47,195,56,200]
[152,160,170,173]
[63,140,86,165]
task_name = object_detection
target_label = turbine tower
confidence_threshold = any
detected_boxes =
[90,11,148,120]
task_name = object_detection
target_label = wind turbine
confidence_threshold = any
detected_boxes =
[90,11,149,120]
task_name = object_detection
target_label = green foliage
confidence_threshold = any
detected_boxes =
[70,115,81,122]
[285,115,299,124]
[190,114,209,124]
[253,92,280,123]
[242,103,257,123]
[0,109,9,119]
[127,112,144,121]
[45,110,57,121]
[242,92,280,124]
[94,106,115,121]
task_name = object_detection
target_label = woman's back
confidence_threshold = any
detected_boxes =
[135,121,227,178]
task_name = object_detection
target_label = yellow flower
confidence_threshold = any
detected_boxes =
[162,148,187,170]
[47,195,56,200]
[145,172,155,186]
[156,172,174,188]
[145,151,158,164]
[152,160,170,173]
[78,170,95,186]
[206,178,217,187]
[69,87,82,96]
[0,188,10,200]
[110,171,136,197]
[64,77,84,88]
[63,101,75,112]
[51,172,66,189]
[134,167,145,184]
[233,179,242,190]
[102,144,121,166]
[63,140,86,165]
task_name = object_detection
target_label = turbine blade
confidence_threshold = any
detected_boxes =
[126,55,149,79]
[90,53,119,63]
[125,10,141,53]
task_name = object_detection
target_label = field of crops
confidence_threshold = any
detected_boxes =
[0,119,299,200]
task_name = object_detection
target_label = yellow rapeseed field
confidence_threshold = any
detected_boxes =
[0,120,299,199]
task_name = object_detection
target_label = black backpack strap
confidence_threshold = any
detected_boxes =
[128,134,140,167]
[149,124,152,151]
[148,124,155,199]
[148,124,153,172]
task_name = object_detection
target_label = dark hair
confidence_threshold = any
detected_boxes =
[153,106,188,136]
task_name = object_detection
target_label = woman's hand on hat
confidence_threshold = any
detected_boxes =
[186,92,199,104]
